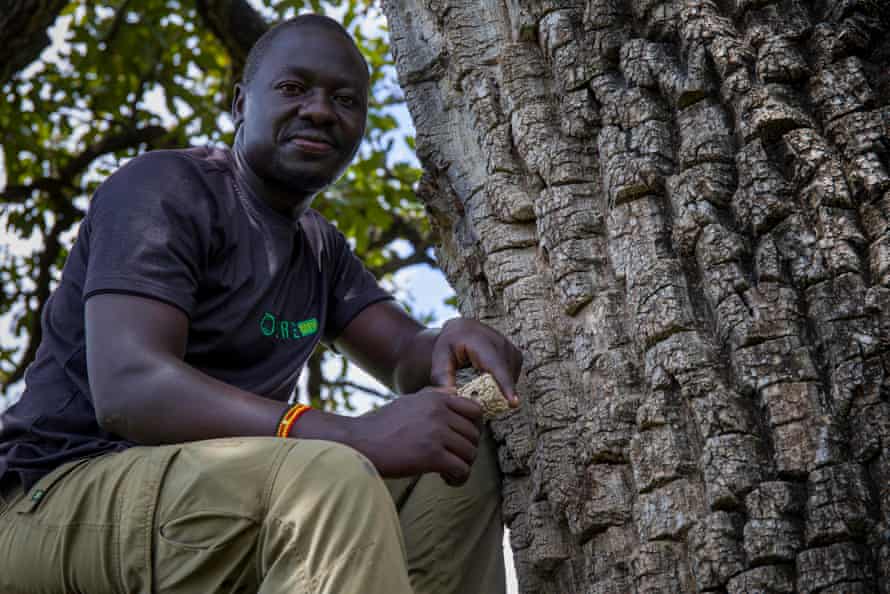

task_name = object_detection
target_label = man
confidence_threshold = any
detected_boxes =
[0,14,522,594]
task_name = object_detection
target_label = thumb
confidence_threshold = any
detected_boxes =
[429,338,458,388]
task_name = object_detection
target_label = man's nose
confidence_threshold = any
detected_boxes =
[299,90,336,125]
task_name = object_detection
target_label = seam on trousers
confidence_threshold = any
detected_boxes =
[407,483,450,593]
[430,487,450,592]
[309,539,378,592]
[264,516,313,592]
[144,447,180,594]
[254,440,300,587]
[112,460,124,594]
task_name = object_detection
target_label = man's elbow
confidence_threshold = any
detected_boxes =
[95,405,128,436]
[89,358,158,441]
[91,370,131,436]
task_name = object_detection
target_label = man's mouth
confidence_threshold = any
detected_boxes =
[289,133,335,154]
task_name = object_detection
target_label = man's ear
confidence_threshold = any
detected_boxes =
[232,82,246,128]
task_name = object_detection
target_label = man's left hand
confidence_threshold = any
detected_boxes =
[430,318,523,408]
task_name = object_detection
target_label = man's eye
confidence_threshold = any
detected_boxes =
[334,95,356,107]
[279,82,305,95]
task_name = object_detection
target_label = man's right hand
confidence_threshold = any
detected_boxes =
[347,387,484,485]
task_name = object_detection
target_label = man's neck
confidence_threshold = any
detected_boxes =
[231,141,313,219]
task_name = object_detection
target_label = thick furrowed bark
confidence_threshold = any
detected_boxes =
[383,0,890,592]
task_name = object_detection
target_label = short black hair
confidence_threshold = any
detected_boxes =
[242,14,367,87]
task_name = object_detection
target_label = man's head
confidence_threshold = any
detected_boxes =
[232,15,369,207]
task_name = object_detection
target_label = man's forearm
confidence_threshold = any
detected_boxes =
[94,353,353,445]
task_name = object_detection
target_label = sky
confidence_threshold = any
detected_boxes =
[1,6,519,591]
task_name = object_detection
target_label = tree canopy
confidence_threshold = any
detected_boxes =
[0,0,440,411]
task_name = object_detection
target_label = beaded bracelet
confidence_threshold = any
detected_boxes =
[276,403,312,438]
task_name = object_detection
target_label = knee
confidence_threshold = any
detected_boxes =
[271,441,388,507]
[306,441,382,487]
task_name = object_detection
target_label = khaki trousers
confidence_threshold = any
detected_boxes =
[0,431,505,594]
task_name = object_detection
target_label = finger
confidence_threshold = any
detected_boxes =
[441,472,464,487]
[507,346,524,406]
[510,344,524,381]
[491,369,520,408]
[437,449,471,484]
[444,430,477,466]
[465,345,521,407]
[424,385,458,397]
[429,338,460,388]
[447,410,481,447]
[445,394,484,421]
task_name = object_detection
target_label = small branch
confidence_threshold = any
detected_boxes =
[305,349,324,405]
[2,124,169,220]
[101,0,134,46]
[2,177,71,204]
[366,212,433,253]
[58,124,168,182]
[323,379,394,401]
[371,250,436,278]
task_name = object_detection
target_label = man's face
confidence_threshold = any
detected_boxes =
[234,26,369,197]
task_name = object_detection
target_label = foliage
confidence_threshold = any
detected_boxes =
[0,0,439,411]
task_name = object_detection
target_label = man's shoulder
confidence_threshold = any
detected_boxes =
[299,207,330,230]
[298,209,352,270]
[113,145,232,180]
[90,146,235,214]
[299,208,346,245]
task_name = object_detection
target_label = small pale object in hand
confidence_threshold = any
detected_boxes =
[458,374,511,419]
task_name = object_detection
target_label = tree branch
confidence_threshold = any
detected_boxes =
[322,379,393,401]
[2,177,71,204]
[366,213,433,254]
[58,124,169,182]
[194,0,268,77]
[305,348,324,405]
[0,0,69,86]
[101,0,133,46]
[2,124,169,209]
[371,250,437,278]
[361,213,438,277]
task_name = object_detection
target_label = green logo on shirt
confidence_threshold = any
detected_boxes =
[261,312,318,340]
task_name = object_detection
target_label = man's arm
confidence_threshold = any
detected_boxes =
[86,293,309,443]
[86,292,506,483]
[333,300,523,403]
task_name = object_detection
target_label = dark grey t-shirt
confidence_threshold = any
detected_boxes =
[0,146,392,489]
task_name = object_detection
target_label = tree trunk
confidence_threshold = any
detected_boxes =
[381,1,890,592]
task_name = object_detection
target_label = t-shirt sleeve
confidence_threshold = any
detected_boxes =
[83,151,211,316]
[322,225,394,343]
